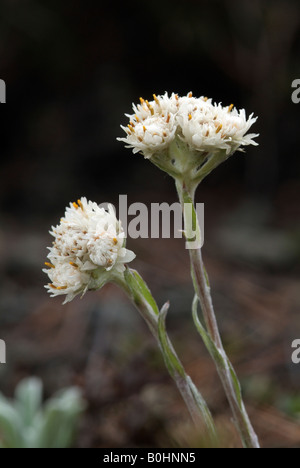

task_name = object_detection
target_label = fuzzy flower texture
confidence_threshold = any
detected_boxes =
[44,198,135,303]
[118,92,258,171]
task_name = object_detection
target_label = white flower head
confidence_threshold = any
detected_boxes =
[118,94,178,159]
[44,197,135,303]
[178,101,258,155]
[118,92,259,181]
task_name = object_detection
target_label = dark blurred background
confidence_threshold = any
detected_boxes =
[0,0,300,448]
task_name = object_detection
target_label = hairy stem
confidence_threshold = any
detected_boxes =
[114,270,217,441]
[176,179,260,449]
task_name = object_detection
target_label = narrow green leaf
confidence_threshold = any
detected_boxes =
[15,377,43,427]
[182,191,201,247]
[157,302,185,379]
[193,296,243,409]
[203,265,211,288]
[187,376,217,440]
[125,269,159,316]
[38,388,85,448]
[228,360,243,408]
[192,296,224,367]
[0,396,22,448]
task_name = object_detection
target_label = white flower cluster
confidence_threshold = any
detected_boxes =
[43,198,135,303]
[118,92,258,159]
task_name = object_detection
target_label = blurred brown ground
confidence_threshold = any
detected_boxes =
[0,182,300,448]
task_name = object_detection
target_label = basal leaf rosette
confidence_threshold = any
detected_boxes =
[43,197,135,303]
[118,92,259,187]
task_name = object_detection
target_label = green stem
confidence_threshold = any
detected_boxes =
[176,179,260,449]
[114,269,217,441]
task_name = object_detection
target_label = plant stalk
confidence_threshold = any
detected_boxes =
[114,270,217,441]
[176,179,260,449]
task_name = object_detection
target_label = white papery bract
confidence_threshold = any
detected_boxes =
[118,92,259,182]
[43,198,135,303]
